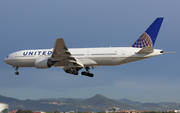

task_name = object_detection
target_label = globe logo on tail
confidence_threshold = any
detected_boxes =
[131,32,153,48]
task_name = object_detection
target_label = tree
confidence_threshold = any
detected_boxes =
[16,109,33,113]
[54,111,60,113]
[16,109,23,113]
[25,110,33,113]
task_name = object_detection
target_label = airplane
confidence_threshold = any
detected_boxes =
[4,17,166,77]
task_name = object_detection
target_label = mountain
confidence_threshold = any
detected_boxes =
[82,94,133,111]
[138,103,162,111]
[0,95,21,103]
[117,98,142,106]
[157,102,180,110]
[63,94,133,111]
[0,95,26,110]
[38,98,85,102]
[0,94,132,111]
[0,94,180,112]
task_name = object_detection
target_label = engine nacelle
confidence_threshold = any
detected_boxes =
[35,58,53,69]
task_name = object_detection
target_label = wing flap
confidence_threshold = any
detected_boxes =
[51,38,84,68]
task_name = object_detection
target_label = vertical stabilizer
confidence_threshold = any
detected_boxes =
[132,18,164,48]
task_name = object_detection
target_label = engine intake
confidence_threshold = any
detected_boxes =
[35,58,53,69]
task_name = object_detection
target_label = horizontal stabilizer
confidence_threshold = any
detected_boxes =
[163,52,176,54]
[136,46,154,54]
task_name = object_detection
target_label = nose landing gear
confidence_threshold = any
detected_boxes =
[15,67,19,75]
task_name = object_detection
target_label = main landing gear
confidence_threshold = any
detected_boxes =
[81,71,94,77]
[81,67,94,77]
[15,66,19,75]
[64,67,94,77]
[65,68,78,75]
[64,67,81,75]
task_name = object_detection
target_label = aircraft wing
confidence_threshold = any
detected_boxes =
[51,38,84,67]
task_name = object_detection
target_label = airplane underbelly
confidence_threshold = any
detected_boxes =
[7,59,35,67]
[91,57,148,66]
[119,57,148,65]
[92,57,124,66]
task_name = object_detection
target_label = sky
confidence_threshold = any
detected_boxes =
[0,0,180,103]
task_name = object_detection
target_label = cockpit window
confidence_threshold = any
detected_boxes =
[7,56,9,58]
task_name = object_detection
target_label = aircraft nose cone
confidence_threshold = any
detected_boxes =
[4,57,11,65]
[4,58,8,64]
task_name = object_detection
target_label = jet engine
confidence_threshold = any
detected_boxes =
[35,58,53,69]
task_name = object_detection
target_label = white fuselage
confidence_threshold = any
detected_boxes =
[4,47,163,68]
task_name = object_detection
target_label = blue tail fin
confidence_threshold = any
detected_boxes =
[131,18,164,48]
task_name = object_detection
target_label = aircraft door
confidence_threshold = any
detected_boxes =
[121,50,126,57]
[14,53,18,59]
[86,50,90,57]
[121,50,127,63]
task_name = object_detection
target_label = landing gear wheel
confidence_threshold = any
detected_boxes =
[81,71,86,75]
[88,73,94,77]
[81,71,94,77]
[15,72,19,75]
[14,66,19,75]
[73,71,78,75]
